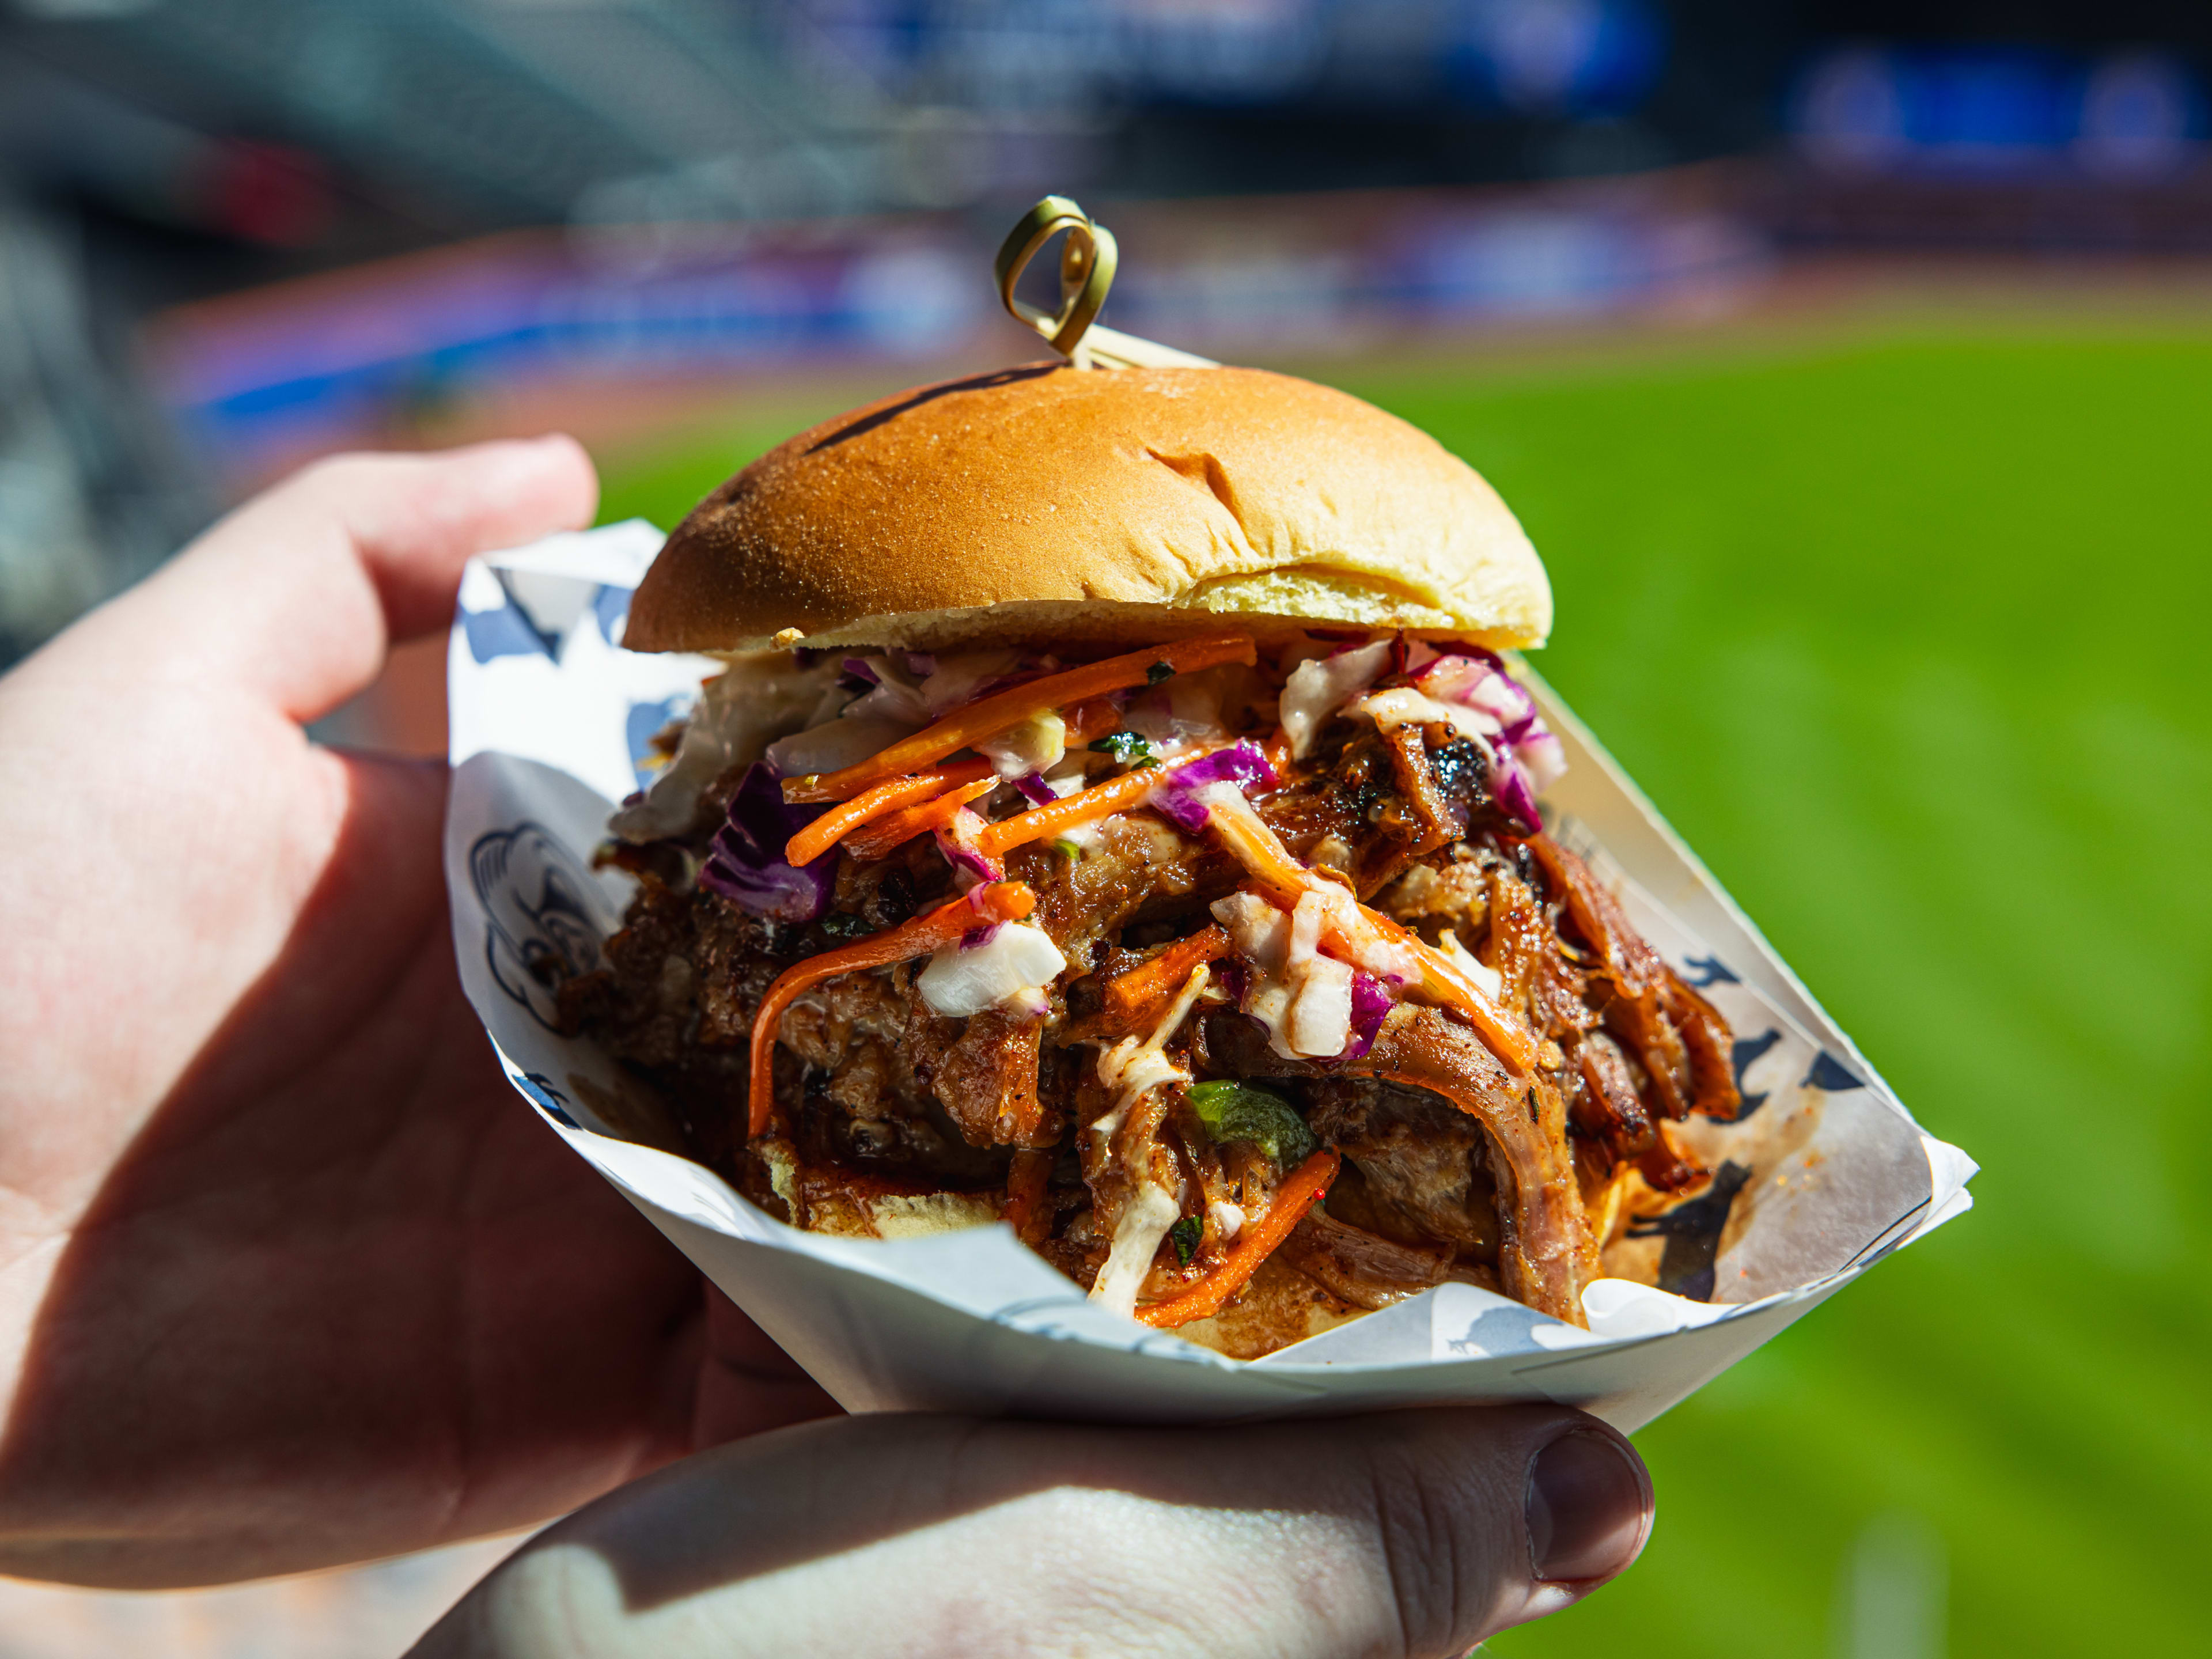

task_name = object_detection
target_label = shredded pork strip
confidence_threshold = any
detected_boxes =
[1347,1007,1597,1323]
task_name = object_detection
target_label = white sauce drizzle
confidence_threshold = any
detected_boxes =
[1091,961,1213,1137]
[1091,1183,1183,1320]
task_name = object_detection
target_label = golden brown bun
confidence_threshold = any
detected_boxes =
[626,362,1550,654]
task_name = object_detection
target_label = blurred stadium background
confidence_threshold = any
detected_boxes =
[2,2,2207,1655]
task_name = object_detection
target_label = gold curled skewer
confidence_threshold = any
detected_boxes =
[994,195,1115,361]
[993,196,1218,372]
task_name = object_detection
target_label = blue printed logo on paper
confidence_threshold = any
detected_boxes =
[510,1069,581,1128]
[1628,1161,1752,1302]
[1679,953,1739,987]
[469,821,606,1029]
[592,582,632,645]
[626,696,689,791]
[1801,1051,1864,1092]
[461,589,560,663]
[1729,1028,1782,1120]
[1442,1302,1566,1358]
[461,571,630,664]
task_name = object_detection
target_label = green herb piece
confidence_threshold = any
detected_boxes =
[1089,730,1161,767]
[1051,836,1084,862]
[818,912,872,940]
[1185,1080,1318,1168]
[1169,1214,1203,1266]
[1146,660,1175,686]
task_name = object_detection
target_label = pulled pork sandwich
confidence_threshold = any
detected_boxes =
[560,362,1739,1359]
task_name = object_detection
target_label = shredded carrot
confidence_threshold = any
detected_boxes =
[842,776,999,861]
[1201,786,1338,908]
[748,882,1036,1138]
[783,759,996,867]
[784,635,1257,802]
[1104,925,1232,1027]
[972,751,1196,858]
[787,703,1116,865]
[1259,725,1293,776]
[1358,906,1538,1074]
[1002,1149,1054,1245]
[1136,1150,1341,1328]
[1202,794,1539,1075]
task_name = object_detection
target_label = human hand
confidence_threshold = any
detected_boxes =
[0,441,835,1589]
[413,1406,1652,1658]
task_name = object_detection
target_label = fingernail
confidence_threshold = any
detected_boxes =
[1525,1430,1651,1584]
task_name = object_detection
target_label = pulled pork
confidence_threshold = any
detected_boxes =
[559,640,1736,1358]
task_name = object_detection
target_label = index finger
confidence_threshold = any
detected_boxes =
[94,437,598,726]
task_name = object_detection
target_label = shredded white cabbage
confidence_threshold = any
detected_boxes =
[1124,676,1228,758]
[915,922,1067,1018]
[1288,952,1354,1057]
[842,657,933,725]
[976,710,1067,779]
[1243,977,1298,1055]
[1205,791,1425,987]
[1207,1199,1247,1242]
[1213,891,1290,974]
[1518,729,1568,791]
[611,652,839,842]
[1209,887,1361,1059]
[766,714,921,778]
[921,650,1021,716]
[1348,684,1500,744]
[839,649,1022,726]
[1280,640,1391,758]
[1410,654,1569,798]
[1286,886,1328,961]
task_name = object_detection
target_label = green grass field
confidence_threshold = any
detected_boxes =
[594,323,2212,1657]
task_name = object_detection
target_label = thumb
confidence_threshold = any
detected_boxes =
[411,1407,1653,1659]
[66,437,597,725]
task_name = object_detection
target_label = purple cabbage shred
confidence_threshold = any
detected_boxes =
[1150,741,1279,833]
[1012,771,1056,806]
[1215,958,1250,1008]
[934,825,1003,884]
[1489,744,1543,834]
[1340,971,1394,1060]
[697,763,835,925]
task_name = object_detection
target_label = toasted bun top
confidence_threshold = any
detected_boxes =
[624,362,1550,655]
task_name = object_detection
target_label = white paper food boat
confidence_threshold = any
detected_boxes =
[443,520,1974,1431]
